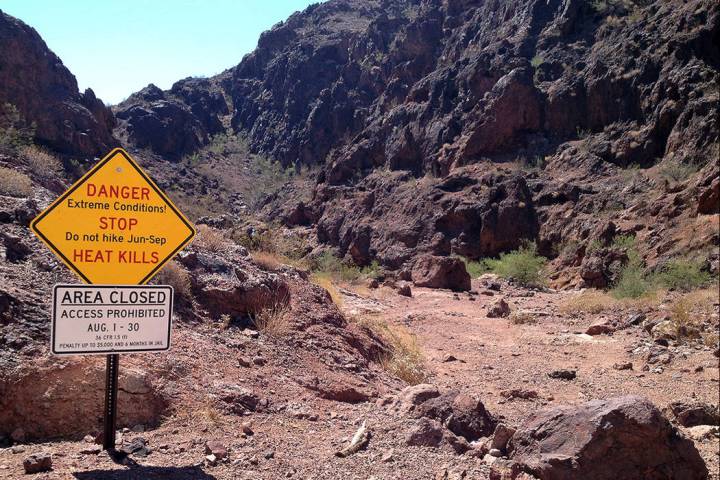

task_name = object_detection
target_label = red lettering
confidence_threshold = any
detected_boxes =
[85,184,148,200]
[98,217,138,231]
[72,249,112,263]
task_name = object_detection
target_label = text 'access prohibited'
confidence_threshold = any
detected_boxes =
[52,285,173,355]
[31,148,195,284]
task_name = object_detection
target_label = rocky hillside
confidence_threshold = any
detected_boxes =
[0,10,116,158]
[113,0,719,285]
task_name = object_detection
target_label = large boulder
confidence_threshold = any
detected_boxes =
[502,395,708,480]
[416,391,496,441]
[579,248,628,289]
[412,255,471,292]
[178,248,290,319]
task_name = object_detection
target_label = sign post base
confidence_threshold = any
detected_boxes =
[103,354,119,451]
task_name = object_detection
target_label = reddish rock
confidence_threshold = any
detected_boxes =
[394,384,440,413]
[417,391,497,441]
[397,283,412,297]
[505,396,708,480]
[411,255,471,292]
[697,177,719,215]
[205,440,228,460]
[487,298,511,318]
[669,401,720,427]
[586,322,615,336]
[500,389,538,401]
[23,453,52,474]
[405,418,444,447]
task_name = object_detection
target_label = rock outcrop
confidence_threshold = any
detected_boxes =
[498,395,708,480]
[411,255,471,292]
[0,10,115,157]
[112,0,719,279]
[114,80,228,160]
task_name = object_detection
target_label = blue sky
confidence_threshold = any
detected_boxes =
[1,0,320,104]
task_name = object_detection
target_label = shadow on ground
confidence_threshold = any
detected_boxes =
[73,456,216,480]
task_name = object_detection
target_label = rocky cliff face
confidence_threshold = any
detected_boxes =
[113,0,719,278]
[0,10,116,158]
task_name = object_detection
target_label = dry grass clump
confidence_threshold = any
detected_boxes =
[0,166,32,197]
[560,289,662,315]
[669,288,718,346]
[219,313,232,331]
[195,224,228,252]
[353,315,428,385]
[156,260,193,303]
[668,298,703,344]
[250,301,290,337]
[311,272,344,307]
[559,289,611,314]
[509,311,537,325]
[21,145,62,180]
[251,250,285,271]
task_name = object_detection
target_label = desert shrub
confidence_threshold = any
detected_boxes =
[611,261,652,299]
[0,103,33,151]
[194,224,228,253]
[610,235,655,299]
[250,300,290,337]
[235,229,276,252]
[21,145,62,180]
[576,126,591,139]
[458,256,489,278]
[156,260,193,303]
[208,132,247,156]
[0,166,32,197]
[659,161,699,183]
[360,260,382,280]
[245,155,295,210]
[656,259,712,292]
[611,234,638,251]
[668,298,702,344]
[483,243,547,287]
[354,316,428,385]
[310,251,364,282]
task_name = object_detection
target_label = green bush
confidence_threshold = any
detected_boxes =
[611,261,652,299]
[483,243,547,287]
[657,259,712,292]
[0,103,34,151]
[458,256,490,278]
[609,235,653,299]
[360,260,382,280]
[310,251,376,283]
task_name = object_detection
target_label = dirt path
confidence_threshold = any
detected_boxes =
[347,278,720,475]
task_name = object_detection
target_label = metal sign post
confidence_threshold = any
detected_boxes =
[103,354,120,450]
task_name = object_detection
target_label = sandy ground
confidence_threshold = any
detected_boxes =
[1,279,718,479]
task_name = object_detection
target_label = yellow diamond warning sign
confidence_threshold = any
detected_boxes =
[31,148,196,284]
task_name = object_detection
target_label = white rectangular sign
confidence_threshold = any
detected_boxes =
[51,284,173,355]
